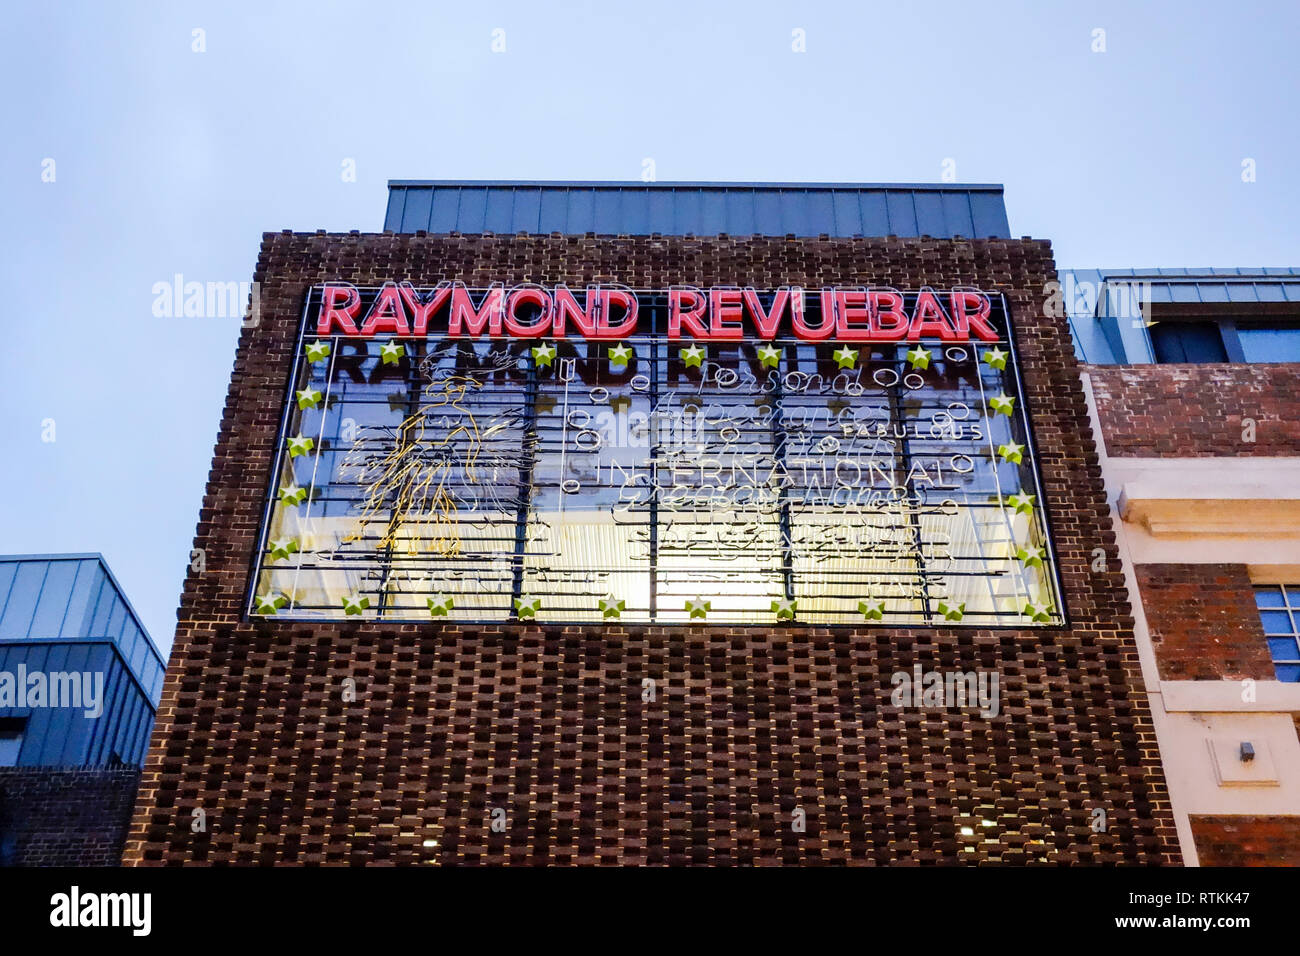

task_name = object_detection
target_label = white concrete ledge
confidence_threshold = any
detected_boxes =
[1113,457,1300,536]
[1162,680,1300,713]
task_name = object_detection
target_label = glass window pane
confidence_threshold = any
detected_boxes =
[1259,610,1293,634]
[1255,586,1285,608]
[1238,327,1300,363]
[1267,636,1300,661]
[1274,663,1300,683]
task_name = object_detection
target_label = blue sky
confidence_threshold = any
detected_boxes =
[2,0,1298,653]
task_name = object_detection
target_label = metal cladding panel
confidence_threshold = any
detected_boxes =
[383,182,1012,238]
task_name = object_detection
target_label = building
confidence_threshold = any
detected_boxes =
[122,180,1190,865]
[0,553,165,866]
[1067,269,1300,865]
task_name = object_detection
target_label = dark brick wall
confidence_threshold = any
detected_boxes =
[0,767,141,866]
[1087,364,1300,457]
[1135,564,1273,681]
[124,232,1177,865]
[1192,815,1300,866]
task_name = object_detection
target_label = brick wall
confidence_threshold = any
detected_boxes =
[1087,364,1300,457]
[123,232,1177,865]
[1191,815,1300,866]
[0,767,141,866]
[1135,564,1273,681]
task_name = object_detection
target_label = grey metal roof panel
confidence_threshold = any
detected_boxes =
[384,181,1010,238]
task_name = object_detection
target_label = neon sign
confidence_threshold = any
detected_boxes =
[249,285,1064,626]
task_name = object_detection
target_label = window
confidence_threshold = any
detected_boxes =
[1149,317,1300,365]
[1150,321,1228,363]
[0,718,26,767]
[1237,322,1300,363]
[1254,586,1300,682]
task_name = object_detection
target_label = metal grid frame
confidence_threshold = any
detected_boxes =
[247,287,1067,627]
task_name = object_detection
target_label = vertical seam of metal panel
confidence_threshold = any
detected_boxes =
[54,560,80,638]
[26,561,51,639]
[0,562,17,625]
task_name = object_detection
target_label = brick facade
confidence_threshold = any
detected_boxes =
[1087,364,1300,458]
[124,232,1177,865]
[1191,815,1300,866]
[0,767,141,866]
[1135,564,1274,681]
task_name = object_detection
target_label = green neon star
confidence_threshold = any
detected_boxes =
[680,345,706,368]
[936,601,965,622]
[988,393,1016,416]
[279,484,308,507]
[685,597,711,619]
[858,599,886,621]
[599,594,626,619]
[379,340,405,365]
[1006,493,1035,515]
[296,387,323,410]
[515,596,541,619]
[287,435,315,458]
[342,593,370,616]
[267,537,299,562]
[1023,600,1053,623]
[305,341,330,363]
[1016,546,1046,568]
[757,344,781,369]
[771,597,797,620]
[531,343,556,368]
[608,344,633,366]
[427,595,454,617]
[997,442,1025,465]
[905,347,933,370]
[254,592,288,615]
[832,345,858,370]
[982,347,1008,371]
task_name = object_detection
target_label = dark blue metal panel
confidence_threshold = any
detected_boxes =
[511,188,542,233]
[483,188,515,233]
[0,561,43,639]
[831,190,862,236]
[885,191,917,237]
[857,191,889,237]
[969,191,1011,238]
[538,188,568,233]
[567,189,596,233]
[385,181,1012,238]
[913,191,946,238]
[940,191,976,239]
[400,186,432,232]
[428,187,460,232]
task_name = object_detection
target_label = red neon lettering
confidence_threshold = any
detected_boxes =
[834,289,872,342]
[399,282,451,336]
[870,289,909,340]
[317,283,361,335]
[710,289,745,340]
[447,284,504,337]
[552,286,597,338]
[504,287,552,337]
[793,290,837,341]
[908,288,960,341]
[668,288,708,339]
[595,289,639,339]
[950,290,1000,342]
[360,282,411,336]
[742,288,790,340]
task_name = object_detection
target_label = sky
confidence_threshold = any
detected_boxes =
[2,0,1298,655]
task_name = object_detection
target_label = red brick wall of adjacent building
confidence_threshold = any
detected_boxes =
[1135,564,1274,681]
[1191,815,1300,866]
[123,232,1178,865]
[1087,364,1300,458]
[0,767,142,866]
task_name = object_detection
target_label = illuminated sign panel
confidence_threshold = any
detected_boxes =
[250,284,1063,626]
